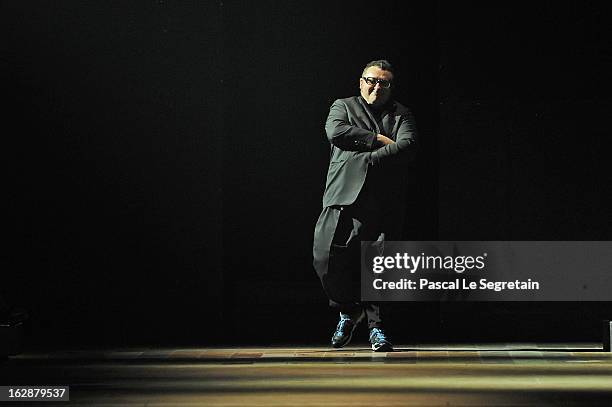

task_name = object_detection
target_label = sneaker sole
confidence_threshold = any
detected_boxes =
[371,342,393,352]
[332,332,354,348]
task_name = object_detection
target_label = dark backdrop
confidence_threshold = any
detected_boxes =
[437,2,612,339]
[3,1,611,348]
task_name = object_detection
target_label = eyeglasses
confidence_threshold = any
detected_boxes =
[361,77,392,88]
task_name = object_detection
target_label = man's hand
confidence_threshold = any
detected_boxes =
[376,134,395,146]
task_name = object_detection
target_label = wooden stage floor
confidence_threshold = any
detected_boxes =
[2,343,612,406]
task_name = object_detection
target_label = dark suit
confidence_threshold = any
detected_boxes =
[313,95,417,328]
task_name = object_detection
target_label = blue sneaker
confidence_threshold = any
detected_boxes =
[369,327,393,352]
[331,311,364,348]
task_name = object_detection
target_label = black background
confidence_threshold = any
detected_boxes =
[3,1,612,348]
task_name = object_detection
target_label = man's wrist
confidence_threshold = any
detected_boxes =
[369,132,378,149]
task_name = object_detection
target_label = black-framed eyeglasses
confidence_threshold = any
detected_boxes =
[361,77,392,88]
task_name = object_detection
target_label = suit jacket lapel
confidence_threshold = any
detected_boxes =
[382,114,398,140]
[357,97,381,134]
[357,97,399,139]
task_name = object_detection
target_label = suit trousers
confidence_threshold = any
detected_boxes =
[313,178,402,329]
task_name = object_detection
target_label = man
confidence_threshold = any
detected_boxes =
[313,60,417,352]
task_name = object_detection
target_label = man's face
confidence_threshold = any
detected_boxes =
[359,66,393,108]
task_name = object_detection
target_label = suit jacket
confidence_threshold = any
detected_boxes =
[321,95,417,209]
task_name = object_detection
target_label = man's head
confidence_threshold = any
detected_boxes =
[359,60,394,108]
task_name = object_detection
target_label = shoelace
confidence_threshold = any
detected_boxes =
[370,328,387,341]
[336,318,353,333]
